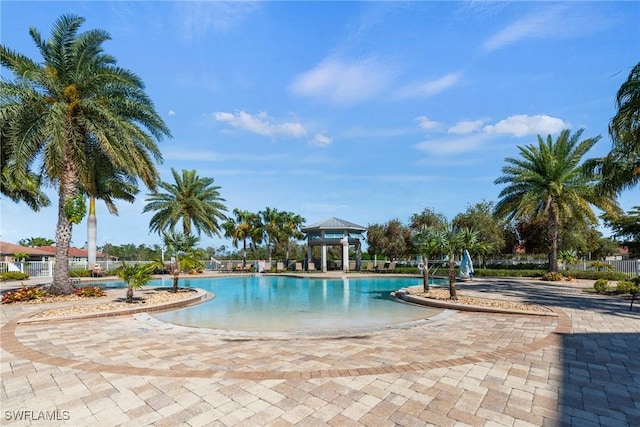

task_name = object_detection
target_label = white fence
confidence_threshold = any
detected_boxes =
[1,259,639,279]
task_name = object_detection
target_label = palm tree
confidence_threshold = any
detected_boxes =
[115,262,153,302]
[494,129,621,272]
[409,208,447,292]
[82,147,139,267]
[412,227,444,292]
[260,207,282,264]
[223,209,262,267]
[161,230,202,292]
[144,168,228,238]
[0,137,51,211]
[279,211,305,266]
[0,15,171,294]
[596,62,640,193]
[439,225,477,300]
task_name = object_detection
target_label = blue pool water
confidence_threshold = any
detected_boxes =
[141,275,445,332]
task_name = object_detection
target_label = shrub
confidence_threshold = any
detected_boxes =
[541,272,564,282]
[69,269,91,278]
[2,285,49,304]
[594,278,609,294]
[615,280,639,295]
[564,270,627,281]
[0,272,30,281]
[73,286,107,298]
[474,269,545,278]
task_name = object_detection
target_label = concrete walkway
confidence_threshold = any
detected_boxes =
[1,277,639,426]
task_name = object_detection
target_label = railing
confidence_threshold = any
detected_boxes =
[1,258,638,278]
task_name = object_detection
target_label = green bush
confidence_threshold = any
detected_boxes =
[485,262,546,270]
[564,270,627,281]
[0,272,30,281]
[541,272,564,282]
[2,285,49,303]
[69,269,91,278]
[615,280,639,295]
[594,278,609,294]
[474,269,545,278]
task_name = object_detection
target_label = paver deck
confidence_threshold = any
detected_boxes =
[1,276,639,426]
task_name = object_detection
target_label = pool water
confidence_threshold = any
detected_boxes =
[145,275,444,333]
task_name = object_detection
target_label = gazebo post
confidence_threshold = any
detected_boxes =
[321,245,327,272]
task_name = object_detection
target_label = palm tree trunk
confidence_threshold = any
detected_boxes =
[448,258,457,300]
[51,168,78,295]
[242,239,247,267]
[548,207,559,272]
[422,255,430,292]
[87,197,97,267]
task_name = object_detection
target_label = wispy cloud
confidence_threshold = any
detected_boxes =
[174,1,260,39]
[483,114,567,137]
[414,114,568,156]
[448,120,484,134]
[213,111,307,138]
[415,133,491,156]
[164,149,290,163]
[416,116,441,131]
[308,134,333,148]
[290,57,395,106]
[482,5,610,52]
[396,72,462,99]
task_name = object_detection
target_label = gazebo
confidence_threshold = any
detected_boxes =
[301,217,367,272]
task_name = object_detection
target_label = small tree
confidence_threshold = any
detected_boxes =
[439,225,478,300]
[116,262,152,302]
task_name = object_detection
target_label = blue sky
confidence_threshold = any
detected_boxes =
[1,1,638,251]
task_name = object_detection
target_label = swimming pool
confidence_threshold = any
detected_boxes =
[145,275,445,333]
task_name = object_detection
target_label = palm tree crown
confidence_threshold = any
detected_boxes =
[144,168,228,237]
[0,14,171,294]
[494,129,620,272]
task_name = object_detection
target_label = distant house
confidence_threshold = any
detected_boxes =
[606,246,630,261]
[0,241,105,263]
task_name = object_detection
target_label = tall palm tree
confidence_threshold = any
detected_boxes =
[0,14,170,294]
[223,209,262,267]
[589,61,640,193]
[144,168,228,238]
[260,207,282,264]
[82,145,139,267]
[494,129,621,272]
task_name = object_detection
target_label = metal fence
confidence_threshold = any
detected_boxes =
[1,258,639,279]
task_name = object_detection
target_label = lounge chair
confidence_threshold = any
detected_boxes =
[276,262,285,273]
[307,262,316,272]
[263,261,272,273]
[383,261,397,273]
[294,262,303,272]
[364,261,374,272]
[348,261,356,271]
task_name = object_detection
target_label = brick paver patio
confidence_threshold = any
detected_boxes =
[1,277,639,426]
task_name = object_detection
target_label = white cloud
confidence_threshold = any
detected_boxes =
[396,72,462,98]
[308,134,333,148]
[168,109,176,116]
[416,116,440,131]
[448,120,484,134]
[290,57,394,106]
[213,110,307,138]
[175,1,260,39]
[481,5,608,52]
[483,114,567,137]
[415,133,490,156]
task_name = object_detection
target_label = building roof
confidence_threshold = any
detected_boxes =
[0,242,103,258]
[301,217,367,232]
[0,242,54,256]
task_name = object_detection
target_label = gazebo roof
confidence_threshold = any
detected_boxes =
[301,217,367,233]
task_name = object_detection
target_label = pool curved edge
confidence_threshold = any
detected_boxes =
[136,309,457,339]
[392,289,557,317]
[17,288,213,324]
